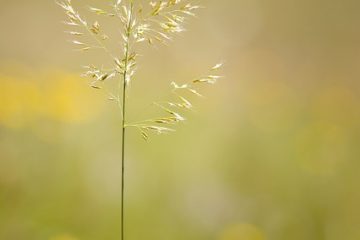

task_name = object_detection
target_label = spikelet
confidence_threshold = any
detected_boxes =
[129,62,223,140]
[132,0,201,44]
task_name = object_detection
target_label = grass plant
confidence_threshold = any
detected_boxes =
[57,0,222,239]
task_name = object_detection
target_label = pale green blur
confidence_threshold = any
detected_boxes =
[1,0,360,240]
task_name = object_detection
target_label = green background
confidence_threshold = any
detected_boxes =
[1,0,360,239]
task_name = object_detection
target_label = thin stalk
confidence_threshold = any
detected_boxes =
[121,69,126,240]
[121,2,133,240]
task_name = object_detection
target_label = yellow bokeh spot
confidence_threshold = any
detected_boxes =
[0,70,104,128]
[220,223,266,240]
[49,234,79,240]
[294,123,348,176]
[44,73,102,123]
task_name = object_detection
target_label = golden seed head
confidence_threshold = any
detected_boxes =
[58,0,222,140]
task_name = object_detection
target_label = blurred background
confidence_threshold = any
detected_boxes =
[1,0,360,239]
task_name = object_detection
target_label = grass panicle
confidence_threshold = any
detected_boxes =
[57,0,222,239]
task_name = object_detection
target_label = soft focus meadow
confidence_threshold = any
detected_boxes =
[1,0,360,240]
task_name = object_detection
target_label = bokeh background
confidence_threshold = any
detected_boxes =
[1,0,360,239]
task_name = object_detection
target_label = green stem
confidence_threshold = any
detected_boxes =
[121,78,126,240]
[121,2,133,240]
[121,67,126,240]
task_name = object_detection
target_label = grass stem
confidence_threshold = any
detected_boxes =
[121,2,133,240]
